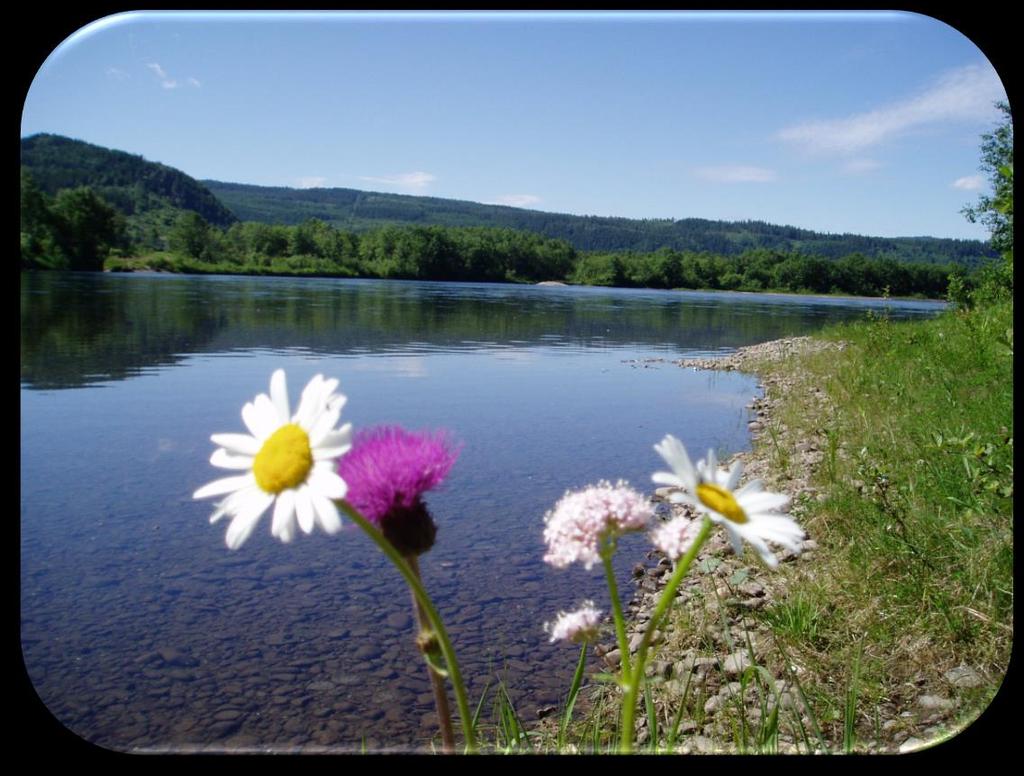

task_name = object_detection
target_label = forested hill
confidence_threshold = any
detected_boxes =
[19,134,992,267]
[20,134,236,228]
[203,180,994,266]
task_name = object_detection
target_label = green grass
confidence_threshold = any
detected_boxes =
[547,296,1011,754]
[748,297,1013,749]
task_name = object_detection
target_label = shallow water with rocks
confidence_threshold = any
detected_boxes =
[20,273,944,752]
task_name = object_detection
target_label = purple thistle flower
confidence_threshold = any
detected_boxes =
[338,425,460,555]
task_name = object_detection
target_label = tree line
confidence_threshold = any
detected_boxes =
[205,179,993,266]
[21,170,977,299]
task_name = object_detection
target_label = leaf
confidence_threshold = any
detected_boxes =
[699,557,721,574]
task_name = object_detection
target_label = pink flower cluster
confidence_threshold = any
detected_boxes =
[650,515,702,561]
[542,480,653,570]
[545,602,602,644]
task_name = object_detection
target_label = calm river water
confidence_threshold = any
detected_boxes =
[20,272,944,752]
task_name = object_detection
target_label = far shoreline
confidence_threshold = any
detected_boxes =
[91,264,949,305]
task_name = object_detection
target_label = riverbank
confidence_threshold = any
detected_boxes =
[547,305,1012,754]
[96,255,949,302]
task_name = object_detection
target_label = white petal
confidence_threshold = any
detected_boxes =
[243,401,280,444]
[269,369,291,425]
[735,478,764,497]
[704,449,718,477]
[271,489,296,542]
[194,473,256,500]
[314,424,353,459]
[739,491,791,514]
[321,377,340,399]
[667,491,699,508]
[654,435,697,490]
[307,400,343,447]
[308,467,348,500]
[210,433,261,456]
[253,393,281,436]
[317,426,353,451]
[715,519,745,557]
[313,444,352,461]
[751,515,805,548]
[726,460,744,491]
[739,530,779,568]
[311,492,343,535]
[293,375,325,429]
[295,488,315,534]
[224,491,274,550]
[240,403,262,440]
[208,488,249,524]
[210,448,255,470]
[210,486,262,524]
[652,472,685,488]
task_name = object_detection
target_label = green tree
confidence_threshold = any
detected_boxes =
[50,187,125,271]
[20,170,62,268]
[962,102,1013,260]
[169,212,212,260]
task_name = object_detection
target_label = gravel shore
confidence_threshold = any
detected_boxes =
[581,336,967,754]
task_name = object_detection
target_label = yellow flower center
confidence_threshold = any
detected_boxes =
[696,482,748,524]
[253,424,313,494]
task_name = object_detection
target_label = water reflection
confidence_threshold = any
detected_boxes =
[20,272,943,390]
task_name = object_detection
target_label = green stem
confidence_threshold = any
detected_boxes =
[406,553,456,753]
[619,517,714,753]
[600,544,633,681]
[339,501,477,753]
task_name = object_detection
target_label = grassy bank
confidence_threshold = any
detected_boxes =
[759,298,1013,748]
[523,298,1013,755]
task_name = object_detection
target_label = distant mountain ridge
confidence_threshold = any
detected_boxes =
[20,134,237,228]
[19,134,992,266]
[202,180,993,266]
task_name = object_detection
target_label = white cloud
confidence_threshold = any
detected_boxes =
[952,175,985,191]
[295,176,328,189]
[842,158,882,175]
[490,194,542,207]
[777,63,1005,155]
[146,62,177,89]
[359,171,436,190]
[105,67,129,81]
[146,62,200,90]
[692,165,777,183]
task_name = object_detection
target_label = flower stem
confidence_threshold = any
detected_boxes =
[406,554,457,752]
[600,544,633,682]
[619,517,714,753]
[339,501,477,753]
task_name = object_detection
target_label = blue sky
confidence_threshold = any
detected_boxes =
[21,11,1008,240]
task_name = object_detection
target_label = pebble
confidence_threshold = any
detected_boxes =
[535,705,557,719]
[157,647,199,667]
[917,695,954,711]
[898,737,927,753]
[263,564,313,581]
[944,665,983,688]
[722,651,751,676]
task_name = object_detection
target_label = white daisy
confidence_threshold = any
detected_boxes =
[194,369,353,550]
[651,434,804,568]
